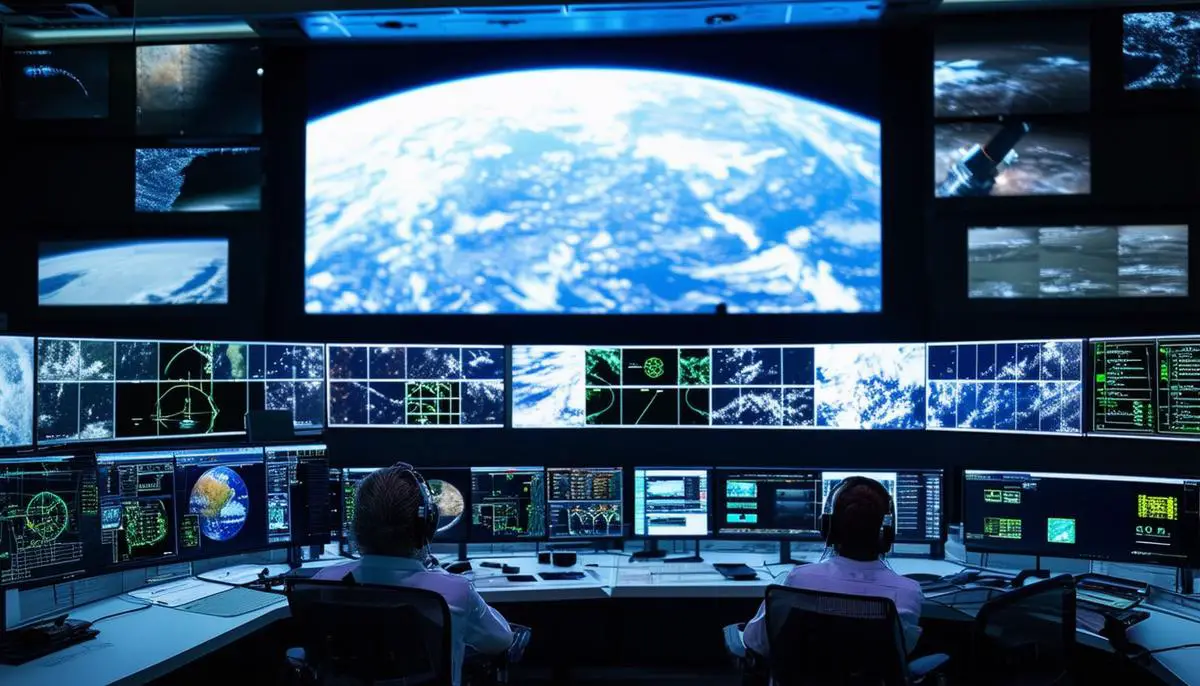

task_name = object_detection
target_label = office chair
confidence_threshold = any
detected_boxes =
[759,585,949,685]
[971,574,1076,686]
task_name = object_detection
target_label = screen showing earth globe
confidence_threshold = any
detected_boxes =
[305,33,881,315]
[176,448,269,557]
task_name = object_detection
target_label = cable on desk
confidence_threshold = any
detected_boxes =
[90,602,153,624]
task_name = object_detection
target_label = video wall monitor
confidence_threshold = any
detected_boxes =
[511,343,925,429]
[0,455,101,588]
[546,467,623,540]
[39,239,230,306]
[934,120,1090,198]
[967,226,1188,299]
[96,449,179,568]
[6,47,110,119]
[136,42,262,136]
[632,468,710,538]
[927,339,1083,435]
[264,444,330,547]
[326,344,504,427]
[713,468,943,543]
[934,23,1090,117]
[135,147,262,212]
[305,31,884,316]
[0,336,35,449]
[35,338,326,445]
[1092,335,1200,439]
[1123,11,1200,90]
[172,446,267,560]
[964,470,1200,567]
[469,467,545,542]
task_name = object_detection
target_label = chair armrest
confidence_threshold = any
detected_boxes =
[908,653,950,683]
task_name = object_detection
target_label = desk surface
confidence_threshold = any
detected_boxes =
[3,552,1198,686]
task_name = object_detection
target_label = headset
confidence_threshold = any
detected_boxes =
[819,475,895,557]
[387,462,440,549]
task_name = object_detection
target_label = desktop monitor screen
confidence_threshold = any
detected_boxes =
[265,444,331,547]
[1092,336,1200,439]
[340,466,472,554]
[632,468,710,538]
[0,335,35,449]
[469,467,546,542]
[136,42,262,136]
[0,455,101,588]
[963,471,1200,566]
[546,467,623,540]
[97,449,179,569]
[327,467,343,541]
[173,446,268,560]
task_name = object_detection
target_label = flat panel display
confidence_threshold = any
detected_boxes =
[469,467,545,542]
[1123,11,1200,90]
[6,47,110,119]
[964,470,1200,566]
[39,239,230,306]
[1092,336,1200,439]
[546,467,623,539]
[36,338,325,444]
[934,120,1090,198]
[136,42,262,136]
[511,343,925,429]
[172,446,267,559]
[0,336,35,449]
[96,450,178,568]
[927,339,1083,435]
[135,147,261,212]
[968,225,1188,299]
[265,444,330,547]
[326,344,504,427]
[305,33,882,314]
[633,468,710,537]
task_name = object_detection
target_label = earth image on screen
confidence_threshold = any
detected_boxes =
[306,68,882,314]
[428,479,464,534]
[189,466,250,541]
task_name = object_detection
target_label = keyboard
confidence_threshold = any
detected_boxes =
[177,588,285,617]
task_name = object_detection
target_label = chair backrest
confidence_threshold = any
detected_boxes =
[764,584,911,686]
[287,577,453,686]
[972,574,1076,686]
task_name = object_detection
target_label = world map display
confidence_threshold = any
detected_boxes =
[188,465,250,541]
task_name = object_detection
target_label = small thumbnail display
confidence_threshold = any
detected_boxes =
[1124,11,1200,90]
[934,120,1090,198]
[135,147,261,212]
[39,239,229,306]
[6,47,110,119]
[0,336,35,449]
[136,43,262,136]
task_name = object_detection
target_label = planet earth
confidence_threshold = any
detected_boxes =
[38,239,228,306]
[306,67,882,314]
[427,479,464,535]
[189,466,250,542]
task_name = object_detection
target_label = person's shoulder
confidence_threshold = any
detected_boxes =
[882,568,924,595]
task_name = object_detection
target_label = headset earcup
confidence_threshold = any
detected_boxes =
[820,512,835,545]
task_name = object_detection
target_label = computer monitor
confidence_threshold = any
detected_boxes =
[469,467,546,542]
[963,470,1200,566]
[96,449,179,569]
[632,468,710,538]
[339,466,472,555]
[327,467,343,542]
[713,469,944,543]
[264,444,331,547]
[546,467,623,540]
[1092,335,1200,439]
[0,454,101,588]
[172,446,268,560]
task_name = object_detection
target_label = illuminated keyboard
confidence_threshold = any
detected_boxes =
[177,587,285,617]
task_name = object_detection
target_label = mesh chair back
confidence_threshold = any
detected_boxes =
[765,584,910,686]
[287,578,453,686]
[972,574,1076,686]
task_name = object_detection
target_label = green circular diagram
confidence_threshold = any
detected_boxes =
[25,491,69,541]
[643,357,665,379]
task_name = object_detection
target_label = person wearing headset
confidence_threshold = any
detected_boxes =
[739,475,924,658]
[314,464,516,686]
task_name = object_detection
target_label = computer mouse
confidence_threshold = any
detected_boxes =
[444,561,472,575]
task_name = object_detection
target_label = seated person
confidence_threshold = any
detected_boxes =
[315,464,516,685]
[739,476,923,658]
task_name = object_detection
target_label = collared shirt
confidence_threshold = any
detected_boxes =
[312,556,513,686]
[742,556,923,657]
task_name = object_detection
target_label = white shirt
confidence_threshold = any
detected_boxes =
[742,556,924,657]
[313,556,514,686]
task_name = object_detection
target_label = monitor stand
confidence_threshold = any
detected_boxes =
[630,540,667,560]
[663,540,704,564]
[777,541,807,566]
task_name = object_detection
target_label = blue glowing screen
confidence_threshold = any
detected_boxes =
[39,240,229,306]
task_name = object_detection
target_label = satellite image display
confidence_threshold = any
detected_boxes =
[35,339,326,444]
[935,121,1091,197]
[968,225,1189,299]
[305,34,882,315]
[8,47,110,119]
[0,337,34,448]
[813,344,926,430]
[173,448,268,558]
[39,239,229,305]
[1124,11,1200,90]
[135,147,261,212]
[934,23,1090,117]
[136,43,262,135]
[326,344,504,427]
[927,339,1083,434]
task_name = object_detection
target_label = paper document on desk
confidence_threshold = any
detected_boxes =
[197,564,291,586]
[128,578,226,607]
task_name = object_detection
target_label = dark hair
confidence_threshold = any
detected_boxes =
[833,481,888,560]
[353,467,424,558]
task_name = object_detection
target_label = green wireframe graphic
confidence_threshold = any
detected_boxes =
[405,382,461,425]
[24,491,69,540]
[643,357,665,379]
[155,343,221,434]
[122,500,169,549]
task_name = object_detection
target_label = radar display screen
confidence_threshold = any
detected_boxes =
[172,446,268,560]
[96,450,178,568]
[469,467,545,542]
[927,339,1083,435]
[327,344,505,427]
[0,455,101,588]
[1092,336,1200,439]
[35,338,326,445]
[512,344,926,429]
[547,467,622,539]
